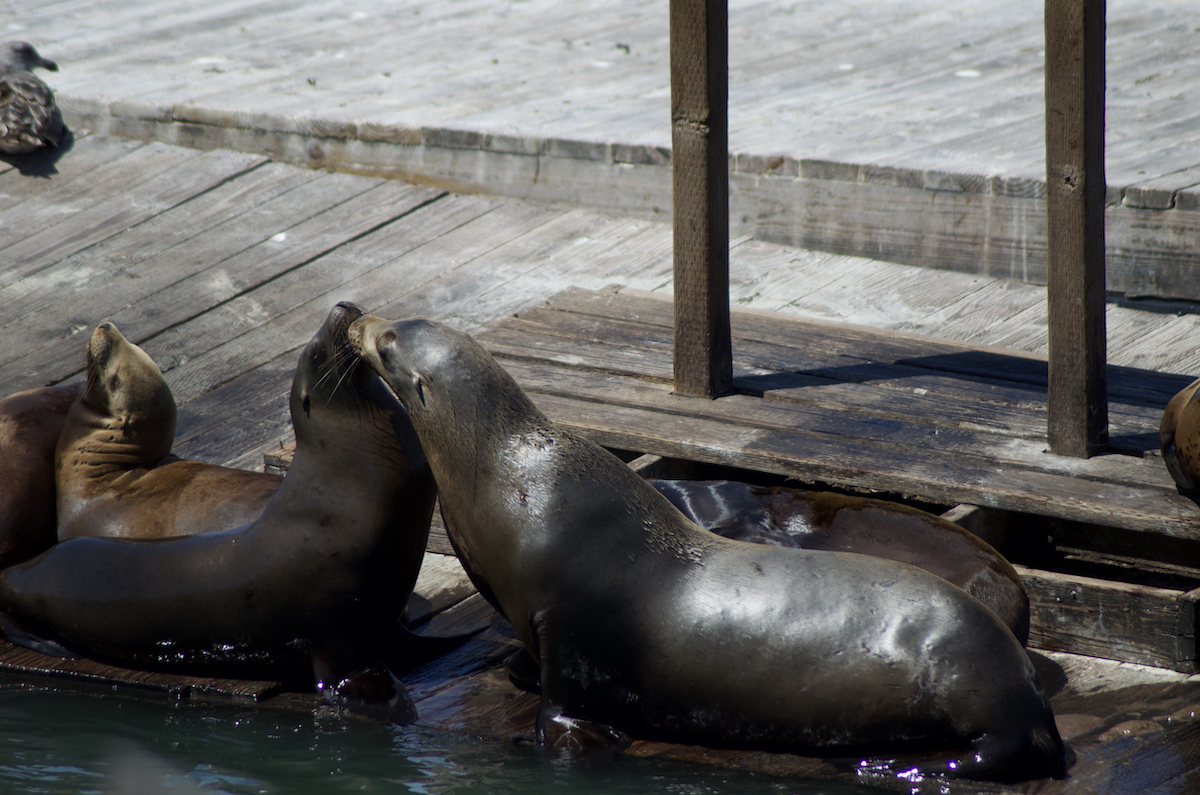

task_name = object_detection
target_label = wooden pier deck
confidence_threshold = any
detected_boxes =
[8,0,1200,299]
[5,135,1200,791]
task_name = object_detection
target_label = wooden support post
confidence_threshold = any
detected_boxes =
[671,0,732,398]
[1045,0,1108,457]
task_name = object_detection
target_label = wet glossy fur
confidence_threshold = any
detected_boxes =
[350,316,1066,782]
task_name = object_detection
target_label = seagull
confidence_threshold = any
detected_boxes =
[0,41,63,155]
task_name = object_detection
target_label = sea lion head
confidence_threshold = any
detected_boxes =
[348,315,542,451]
[349,316,535,417]
[79,322,175,457]
[290,302,425,468]
[346,315,552,540]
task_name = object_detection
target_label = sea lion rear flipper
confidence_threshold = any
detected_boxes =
[312,654,417,725]
[0,611,79,659]
[845,724,1069,782]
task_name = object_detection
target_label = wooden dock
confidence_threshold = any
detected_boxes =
[6,135,1200,791]
[10,0,1200,299]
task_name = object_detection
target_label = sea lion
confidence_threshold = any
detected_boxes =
[0,42,62,154]
[1161,376,1200,494]
[0,303,437,723]
[0,385,79,569]
[55,321,281,541]
[651,480,1030,644]
[349,316,1066,782]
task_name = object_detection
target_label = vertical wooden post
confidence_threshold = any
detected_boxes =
[671,0,732,398]
[1045,0,1108,457]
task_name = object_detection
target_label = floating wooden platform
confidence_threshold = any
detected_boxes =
[6,135,1200,791]
[12,0,1200,298]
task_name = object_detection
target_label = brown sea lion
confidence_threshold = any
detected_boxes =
[1161,376,1200,493]
[0,303,437,723]
[651,480,1030,644]
[349,315,1065,782]
[0,385,79,569]
[55,321,281,540]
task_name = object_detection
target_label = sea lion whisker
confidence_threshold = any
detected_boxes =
[322,347,363,410]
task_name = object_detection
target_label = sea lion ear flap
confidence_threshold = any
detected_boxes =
[413,375,426,407]
[301,389,311,418]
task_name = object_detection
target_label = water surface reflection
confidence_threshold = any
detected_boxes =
[0,681,874,795]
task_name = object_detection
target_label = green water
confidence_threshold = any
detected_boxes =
[0,681,877,795]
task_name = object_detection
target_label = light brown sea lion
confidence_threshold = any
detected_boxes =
[1161,377,1200,493]
[349,315,1066,783]
[55,321,281,540]
[0,303,437,723]
[651,479,1030,644]
[0,385,79,569]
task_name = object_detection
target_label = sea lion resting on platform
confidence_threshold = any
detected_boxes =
[0,385,80,569]
[651,480,1030,644]
[0,303,437,723]
[1161,377,1200,494]
[55,321,281,541]
[349,315,1066,782]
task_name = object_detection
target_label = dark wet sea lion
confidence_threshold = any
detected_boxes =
[651,479,1030,644]
[0,303,437,723]
[0,385,79,569]
[349,315,1065,782]
[1161,377,1200,493]
[55,321,281,540]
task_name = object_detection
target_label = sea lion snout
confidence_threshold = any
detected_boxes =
[85,323,117,370]
[325,301,363,346]
[349,314,406,377]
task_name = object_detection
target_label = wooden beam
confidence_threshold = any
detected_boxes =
[1045,0,1108,457]
[670,0,732,398]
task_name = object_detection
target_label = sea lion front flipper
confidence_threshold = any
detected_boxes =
[532,617,629,755]
[312,654,417,725]
[535,703,630,756]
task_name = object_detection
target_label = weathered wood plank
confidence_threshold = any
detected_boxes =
[0,148,267,287]
[543,287,1191,406]
[1019,565,1195,672]
[486,354,1174,498]
[442,219,674,332]
[0,173,391,394]
[484,303,1168,461]
[363,209,630,325]
[0,141,199,255]
[0,161,322,325]
[516,388,1200,537]
[0,639,284,699]
[154,199,574,407]
[0,133,138,213]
